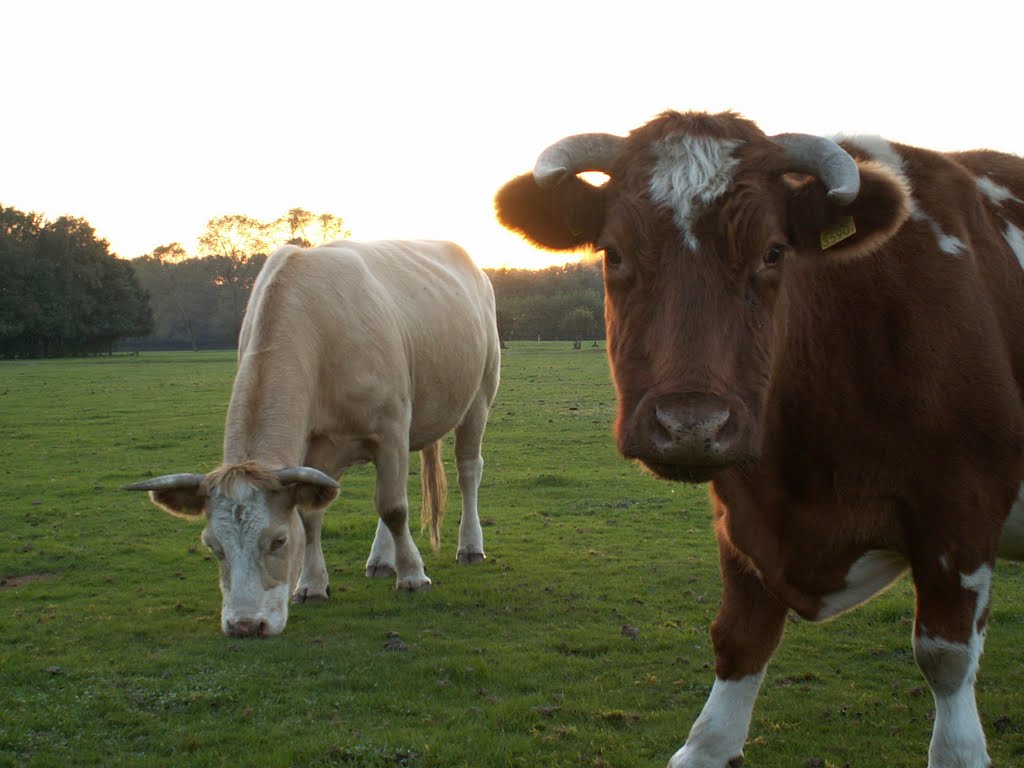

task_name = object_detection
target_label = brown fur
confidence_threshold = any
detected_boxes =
[496,111,1024,757]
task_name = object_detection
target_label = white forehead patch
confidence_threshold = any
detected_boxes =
[648,134,743,250]
[208,481,271,540]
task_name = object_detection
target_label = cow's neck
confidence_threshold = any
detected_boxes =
[222,349,314,468]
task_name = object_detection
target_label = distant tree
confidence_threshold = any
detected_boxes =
[494,307,515,348]
[0,205,152,357]
[273,208,352,247]
[197,215,272,343]
[562,306,595,349]
[0,207,45,347]
[132,244,217,351]
[485,257,605,342]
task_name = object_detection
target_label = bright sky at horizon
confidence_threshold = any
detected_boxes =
[4,1,1022,270]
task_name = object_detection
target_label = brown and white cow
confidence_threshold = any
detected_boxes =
[125,240,501,637]
[496,111,1024,768]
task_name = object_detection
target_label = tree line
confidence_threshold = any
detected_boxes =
[0,204,605,358]
[0,206,153,357]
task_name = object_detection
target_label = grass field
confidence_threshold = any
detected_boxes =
[1,344,1022,767]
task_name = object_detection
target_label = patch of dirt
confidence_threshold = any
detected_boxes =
[0,573,56,590]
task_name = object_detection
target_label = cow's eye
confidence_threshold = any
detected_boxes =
[269,537,287,553]
[763,244,786,267]
[603,247,622,269]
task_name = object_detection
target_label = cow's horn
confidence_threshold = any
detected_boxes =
[772,133,861,205]
[276,466,339,489]
[122,473,206,491]
[533,133,625,189]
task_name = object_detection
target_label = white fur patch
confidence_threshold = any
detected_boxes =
[816,549,908,620]
[976,175,1023,206]
[914,563,992,767]
[840,135,970,258]
[908,204,965,257]
[961,563,992,630]
[840,135,908,179]
[649,134,743,251]
[669,670,765,768]
[1003,222,1024,271]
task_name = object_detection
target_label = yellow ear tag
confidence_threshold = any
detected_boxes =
[820,216,857,250]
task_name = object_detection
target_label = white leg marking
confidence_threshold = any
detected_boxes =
[295,509,329,600]
[817,549,908,620]
[915,564,992,768]
[668,670,765,768]
[456,456,485,561]
[365,518,397,577]
[998,481,1024,559]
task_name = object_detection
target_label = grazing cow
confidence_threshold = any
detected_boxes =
[495,111,1024,768]
[125,240,500,637]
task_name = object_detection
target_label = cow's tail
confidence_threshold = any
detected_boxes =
[419,440,448,553]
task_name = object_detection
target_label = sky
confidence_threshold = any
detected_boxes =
[3,1,1022,270]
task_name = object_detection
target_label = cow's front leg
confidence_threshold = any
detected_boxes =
[293,507,331,603]
[912,557,993,768]
[374,445,430,591]
[364,518,397,578]
[670,543,787,768]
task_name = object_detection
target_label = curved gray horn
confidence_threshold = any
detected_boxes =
[122,473,206,491]
[533,133,625,190]
[772,133,861,206]
[276,466,339,489]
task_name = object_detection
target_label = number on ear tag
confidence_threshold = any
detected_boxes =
[820,216,857,250]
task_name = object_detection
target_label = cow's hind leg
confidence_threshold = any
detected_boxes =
[453,388,491,563]
[912,557,993,768]
[365,518,397,578]
[374,440,430,591]
[293,507,331,602]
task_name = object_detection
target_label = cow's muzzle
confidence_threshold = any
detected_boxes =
[620,392,750,482]
[225,618,269,638]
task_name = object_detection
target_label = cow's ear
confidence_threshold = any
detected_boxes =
[786,159,912,261]
[148,488,207,519]
[123,475,207,519]
[495,173,606,251]
[291,483,339,511]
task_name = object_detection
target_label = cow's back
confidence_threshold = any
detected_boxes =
[944,149,1024,395]
[229,240,498,465]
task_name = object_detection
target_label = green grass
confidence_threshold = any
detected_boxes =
[0,344,1022,767]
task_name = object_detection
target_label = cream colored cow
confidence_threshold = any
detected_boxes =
[125,240,500,637]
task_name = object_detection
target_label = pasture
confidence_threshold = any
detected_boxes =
[1,345,1022,767]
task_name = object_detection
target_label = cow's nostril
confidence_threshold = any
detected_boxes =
[652,396,732,447]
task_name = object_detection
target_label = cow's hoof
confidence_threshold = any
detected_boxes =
[293,585,330,603]
[457,551,485,564]
[366,564,397,578]
[396,576,432,592]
